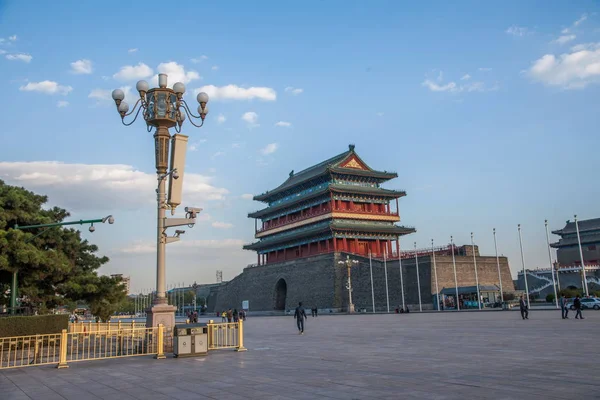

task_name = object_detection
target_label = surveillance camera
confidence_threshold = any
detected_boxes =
[172,171,179,180]
[89,225,96,233]
[175,230,186,235]
[184,207,202,214]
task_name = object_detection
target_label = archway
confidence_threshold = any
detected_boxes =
[274,278,287,310]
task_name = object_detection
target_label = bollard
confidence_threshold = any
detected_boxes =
[155,324,165,359]
[236,320,247,352]
[57,329,69,369]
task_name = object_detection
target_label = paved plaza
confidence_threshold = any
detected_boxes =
[2,310,599,399]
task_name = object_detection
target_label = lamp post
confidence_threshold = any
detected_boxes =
[414,242,422,312]
[574,215,589,297]
[518,224,530,308]
[431,239,440,311]
[471,232,481,310]
[544,220,559,308]
[12,216,114,315]
[451,236,460,311]
[493,228,504,304]
[192,282,199,312]
[338,255,359,313]
[111,74,209,328]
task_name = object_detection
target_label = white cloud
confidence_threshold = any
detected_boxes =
[211,151,225,159]
[0,50,5,54]
[128,48,138,53]
[232,143,241,148]
[88,86,134,105]
[376,112,384,117]
[574,14,588,27]
[19,81,72,95]
[553,34,576,45]
[195,85,276,101]
[461,74,471,80]
[70,59,93,74]
[211,65,219,71]
[422,80,458,92]
[506,26,529,37]
[284,86,303,95]
[478,67,492,71]
[274,121,291,127]
[188,139,207,152]
[260,143,278,155]
[151,62,200,87]
[8,35,16,41]
[113,62,153,81]
[120,238,244,254]
[242,111,259,126]
[190,55,208,64]
[528,44,600,89]
[56,100,69,108]
[6,53,32,63]
[241,194,254,200]
[217,113,226,124]
[422,79,495,93]
[0,161,229,212]
[212,221,233,229]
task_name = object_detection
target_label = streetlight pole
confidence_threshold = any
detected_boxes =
[574,215,589,297]
[431,239,440,311]
[518,224,530,308]
[414,242,422,312]
[12,216,114,315]
[338,255,358,313]
[493,228,504,304]
[471,232,481,310]
[111,74,209,328]
[451,236,460,311]
[544,220,559,308]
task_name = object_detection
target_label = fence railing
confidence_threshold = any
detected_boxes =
[0,320,246,369]
[68,321,147,333]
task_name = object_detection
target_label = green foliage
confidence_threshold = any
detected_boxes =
[0,314,69,337]
[503,292,516,301]
[0,180,126,319]
[546,293,555,303]
[559,287,583,298]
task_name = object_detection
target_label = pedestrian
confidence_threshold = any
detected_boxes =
[519,295,529,320]
[574,295,584,319]
[314,307,318,317]
[233,308,239,323]
[227,308,233,323]
[294,302,307,334]
[221,311,227,323]
[560,295,569,319]
[193,311,198,323]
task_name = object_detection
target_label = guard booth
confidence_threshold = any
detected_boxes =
[173,323,208,357]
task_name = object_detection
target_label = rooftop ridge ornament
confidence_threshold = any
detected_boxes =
[111,74,209,133]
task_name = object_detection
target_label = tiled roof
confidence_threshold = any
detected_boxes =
[552,218,600,235]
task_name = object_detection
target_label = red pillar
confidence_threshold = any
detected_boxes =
[376,239,380,256]
[343,238,348,252]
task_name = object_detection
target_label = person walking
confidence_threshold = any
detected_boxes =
[560,295,569,319]
[294,302,307,334]
[574,295,584,319]
[519,295,529,320]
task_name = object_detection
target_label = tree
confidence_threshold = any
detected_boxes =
[0,180,126,316]
[546,293,555,303]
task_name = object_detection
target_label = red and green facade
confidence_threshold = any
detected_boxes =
[244,145,415,265]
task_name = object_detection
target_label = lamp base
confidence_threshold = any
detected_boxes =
[347,304,355,313]
[146,304,177,329]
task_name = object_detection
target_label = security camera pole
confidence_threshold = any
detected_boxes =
[12,216,114,315]
[111,74,209,329]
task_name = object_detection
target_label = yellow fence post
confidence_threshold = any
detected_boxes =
[236,320,247,352]
[57,329,69,369]
[155,324,165,359]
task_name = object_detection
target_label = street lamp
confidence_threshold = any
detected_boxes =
[111,74,209,328]
[338,255,359,313]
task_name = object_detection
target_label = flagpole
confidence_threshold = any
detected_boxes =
[384,251,390,313]
[414,242,422,312]
[432,239,440,311]
[574,215,589,297]
[369,251,375,313]
[398,238,406,311]
[518,224,530,308]
[451,236,460,311]
[544,220,559,308]
[471,232,481,310]
[493,228,504,304]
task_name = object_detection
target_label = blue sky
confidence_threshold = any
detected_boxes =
[0,1,599,293]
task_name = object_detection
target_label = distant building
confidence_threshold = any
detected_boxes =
[551,217,600,266]
[110,274,131,295]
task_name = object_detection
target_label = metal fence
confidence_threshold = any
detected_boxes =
[68,321,147,333]
[0,320,245,369]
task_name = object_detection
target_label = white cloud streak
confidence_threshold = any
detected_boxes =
[6,53,32,63]
[20,81,73,95]
[242,112,259,126]
[113,62,153,81]
[284,86,303,95]
[260,143,278,155]
[506,26,529,37]
[70,59,93,74]
[151,62,200,86]
[528,44,600,89]
[217,114,226,124]
[56,101,69,108]
[274,121,291,127]
[212,221,233,229]
[195,85,276,101]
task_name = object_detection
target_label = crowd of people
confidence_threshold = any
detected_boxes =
[218,308,247,323]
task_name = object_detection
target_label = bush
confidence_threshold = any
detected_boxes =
[0,314,69,337]
[546,293,555,303]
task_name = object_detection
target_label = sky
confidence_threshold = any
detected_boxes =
[0,1,599,293]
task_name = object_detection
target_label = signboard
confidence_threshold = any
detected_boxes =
[242,300,249,310]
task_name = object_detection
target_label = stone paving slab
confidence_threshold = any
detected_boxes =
[1,310,599,399]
